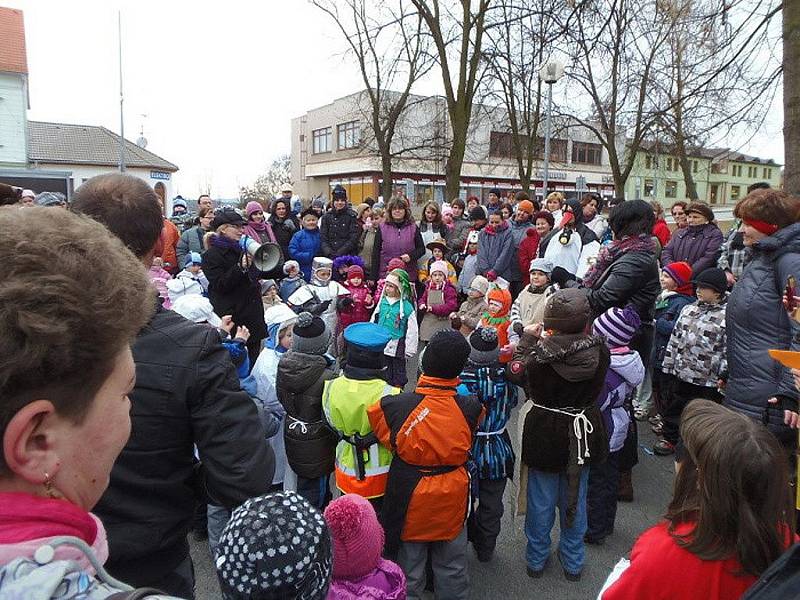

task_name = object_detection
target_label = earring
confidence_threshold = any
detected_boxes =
[43,472,57,499]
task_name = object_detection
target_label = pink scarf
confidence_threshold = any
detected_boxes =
[0,492,108,572]
[243,220,276,243]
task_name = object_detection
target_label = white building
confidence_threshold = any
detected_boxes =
[291,90,622,207]
[0,7,178,203]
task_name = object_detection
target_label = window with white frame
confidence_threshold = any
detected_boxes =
[312,127,332,154]
[337,121,360,150]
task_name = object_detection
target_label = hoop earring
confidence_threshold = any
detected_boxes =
[43,472,57,499]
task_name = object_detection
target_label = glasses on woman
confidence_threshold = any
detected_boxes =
[672,210,684,217]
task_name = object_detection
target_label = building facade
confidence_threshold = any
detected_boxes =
[624,143,782,209]
[291,91,621,209]
[0,7,178,205]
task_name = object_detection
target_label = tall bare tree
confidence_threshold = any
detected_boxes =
[785,0,800,194]
[482,1,545,195]
[410,0,492,201]
[311,0,431,202]
[563,0,673,196]
[239,154,292,203]
[650,0,782,200]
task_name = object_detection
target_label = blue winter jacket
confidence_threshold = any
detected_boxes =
[725,222,800,445]
[476,223,515,281]
[289,228,321,281]
[651,292,695,374]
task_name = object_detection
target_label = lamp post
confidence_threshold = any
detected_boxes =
[538,60,565,200]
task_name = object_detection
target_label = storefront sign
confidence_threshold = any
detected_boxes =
[150,171,171,181]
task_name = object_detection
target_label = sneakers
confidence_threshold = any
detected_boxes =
[653,439,676,456]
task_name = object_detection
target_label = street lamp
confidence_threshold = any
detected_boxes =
[538,60,565,200]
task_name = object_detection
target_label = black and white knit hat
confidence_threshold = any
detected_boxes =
[292,312,330,355]
[215,492,332,600]
[469,327,500,365]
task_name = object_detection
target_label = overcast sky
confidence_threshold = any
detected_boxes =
[7,1,786,198]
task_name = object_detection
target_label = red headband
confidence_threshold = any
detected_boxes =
[744,219,779,235]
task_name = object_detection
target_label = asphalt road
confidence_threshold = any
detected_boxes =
[189,397,675,600]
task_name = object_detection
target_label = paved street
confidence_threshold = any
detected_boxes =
[190,392,675,600]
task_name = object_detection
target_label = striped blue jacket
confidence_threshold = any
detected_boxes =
[458,363,518,480]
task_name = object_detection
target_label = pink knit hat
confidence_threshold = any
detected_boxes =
[429,260,449,277]
[245,201,264,218]
[323,494,384,579]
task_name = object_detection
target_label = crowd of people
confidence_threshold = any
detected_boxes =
[1,175,799,600]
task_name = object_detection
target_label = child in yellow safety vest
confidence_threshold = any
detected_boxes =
[323,322,401,508]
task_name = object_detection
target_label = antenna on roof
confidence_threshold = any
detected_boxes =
[118,10,126,172]
[137,113,148,148]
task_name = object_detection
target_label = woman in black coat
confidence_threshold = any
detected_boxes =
[269,198,301,262]
[202,208,266,364]
[579,199,660,500]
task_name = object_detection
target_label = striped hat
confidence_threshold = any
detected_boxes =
[592,305,641,348]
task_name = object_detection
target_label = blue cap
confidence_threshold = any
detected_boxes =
[343,322,391,352]
[184,251,202,268]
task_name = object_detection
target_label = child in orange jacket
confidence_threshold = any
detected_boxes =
[480,286,515,362]
[368,330,484,599]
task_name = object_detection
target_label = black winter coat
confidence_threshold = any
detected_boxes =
[725,222,800,445]
[203,243,266,346]
[320,207,360,258]
[270,215,301,260]
[276,351,338,478]
[586,249,660,322]
[95,304,274,586]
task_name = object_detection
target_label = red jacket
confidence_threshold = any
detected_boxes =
[518,228,541,287]
[603,522,761,600]
[652,219,671,248]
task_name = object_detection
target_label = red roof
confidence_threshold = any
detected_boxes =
[0,7,27,74]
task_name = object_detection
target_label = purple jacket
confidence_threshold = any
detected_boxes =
[327,558,406,599]
[420,280,459,316]
[662,222,724,274]
[596,350,644,453]
[373,220,424,281]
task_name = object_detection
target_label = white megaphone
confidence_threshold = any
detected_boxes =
[239,235,283,273]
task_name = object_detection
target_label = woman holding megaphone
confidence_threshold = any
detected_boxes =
[203,207,267,364]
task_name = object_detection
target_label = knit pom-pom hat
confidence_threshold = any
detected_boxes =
[323,494,384,580]
[592,305,641,348]
[469,327,500,365]
[292,311,330,355]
